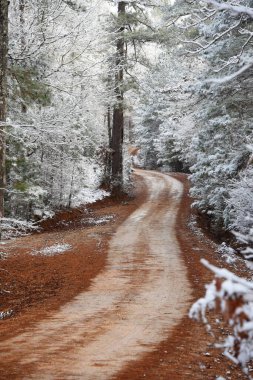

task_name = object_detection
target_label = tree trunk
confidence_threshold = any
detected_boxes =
[19,0,25,51]
[111,1,125,192]
[108,105,112,146]
[19,0,27,113]
[103,105,112,185]
[0,0,8,219]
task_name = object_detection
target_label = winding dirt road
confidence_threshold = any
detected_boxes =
[0,170,192,379]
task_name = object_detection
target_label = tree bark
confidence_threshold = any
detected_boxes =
[19,0,28,113]
[0,0,8,219]
[111,1,125,192]
[104,105,112,185]
[19,0,25,51]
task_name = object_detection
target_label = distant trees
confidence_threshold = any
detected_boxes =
[132,47,199,171]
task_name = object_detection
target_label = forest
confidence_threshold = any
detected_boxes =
[0,0,253,378]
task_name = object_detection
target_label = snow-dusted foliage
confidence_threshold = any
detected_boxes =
[6,0,112,220]
[159,0,253,236]
[190,257,253,376]
[4,0,253,243]
[189,113,252,229]
[0,218,38,239]
[130,0,253,243]
[72,188,110,207]
[132,47,200,171]
[226,166,253,236]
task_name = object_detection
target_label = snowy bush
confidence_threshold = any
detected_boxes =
[0,218,39,240]
[190,258,253,377]
[171,0,253,236]
[72,188,110,207]
[226,166,253,236]
[5,0,111,222]
[189,112,251,231]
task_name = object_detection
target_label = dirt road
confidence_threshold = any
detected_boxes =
[0,170,192,379]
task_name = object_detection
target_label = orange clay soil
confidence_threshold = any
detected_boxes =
[0,172,251,379]
[0,179,146,342]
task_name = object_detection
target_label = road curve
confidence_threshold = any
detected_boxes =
[0,170,192,379]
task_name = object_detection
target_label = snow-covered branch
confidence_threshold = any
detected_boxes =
[180,18,242,54]
[202,0,253,19]
[190,259,253,375]
[206,60,253,84]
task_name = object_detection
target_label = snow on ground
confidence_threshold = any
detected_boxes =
[0,251,9,259]
[72,188,110,207]
[0,218,38,240]
[56,214,115,228]
[84,215,114,226]
[217,242,238,264]
[245,261,253,271]
[188,215,217,249]
[0,310,13,320]
[32,244,72,257]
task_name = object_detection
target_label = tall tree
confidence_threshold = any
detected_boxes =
[111,1,126,191]
[110,0,158,191]
[0,0,8,218]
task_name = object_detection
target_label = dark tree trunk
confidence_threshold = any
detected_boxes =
[107,105,112,145]
[111,1,125,192]
[19,0,27,113]
[104,105,112,185]
[19,0,25,51]
[0,0,8,219]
